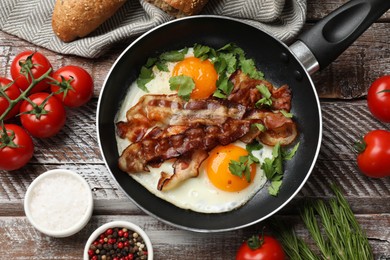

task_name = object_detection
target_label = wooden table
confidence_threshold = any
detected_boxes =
[1,1,389,259]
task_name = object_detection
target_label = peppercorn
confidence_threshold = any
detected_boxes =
[88,227,148,260]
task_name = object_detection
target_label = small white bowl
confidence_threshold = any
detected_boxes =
[24,169,93,237]
[84,221,153,260]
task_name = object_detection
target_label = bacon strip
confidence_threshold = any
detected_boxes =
[118,119,251,173]
[157,150,208,191]
[117,69,298,190]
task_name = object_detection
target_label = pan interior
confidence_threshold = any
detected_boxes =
[97,16,321,232]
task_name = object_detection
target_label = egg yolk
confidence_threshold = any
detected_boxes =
[206,144,256,192]
[172,57,218,99]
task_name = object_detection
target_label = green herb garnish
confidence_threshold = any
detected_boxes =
[255,84,272,107]
[136,43,265,98]
[228,141,262,182]
[280,110,293,118]
[169,75,195,101]
[261,142,300,196]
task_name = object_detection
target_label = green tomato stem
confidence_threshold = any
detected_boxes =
[0,67,53,122]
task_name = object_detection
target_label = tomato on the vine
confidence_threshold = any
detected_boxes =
[0,77,21,120]
[19,93,66,138]
[50,65,94,107]
[367,75,390,123]
[0,124,34,171]
[355,130,390,178]
[236,234,286,260]
[10,51,52,93]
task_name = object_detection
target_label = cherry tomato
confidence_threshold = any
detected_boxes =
[236,235,286,260]
[0,77,21,120]
[367,75,390,123]
[0,124,34,171]
[50,65,94,107]
[19,93,66,138]
[355,130,390,178]
[10,51,52,93]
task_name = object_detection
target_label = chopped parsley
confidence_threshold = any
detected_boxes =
[280,110,293,118]
[261,142,300,196]
[255,84,272,107]
[228,141,262,182]
[169,75,195,101]
[136,43,265,100]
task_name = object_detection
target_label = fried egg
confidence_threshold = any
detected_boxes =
[115,48,270,213]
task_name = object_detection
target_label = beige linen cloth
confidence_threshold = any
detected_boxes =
[0,0,306,58]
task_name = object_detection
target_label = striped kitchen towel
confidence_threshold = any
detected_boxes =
[0,0,306,58]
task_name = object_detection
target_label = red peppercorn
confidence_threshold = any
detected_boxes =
[88,249,95,256]
[123,231,129,238]
[93,241,99,246]
[99,238,105,244]
[128,254,134,260]
[105,228,113,235]
[124,241,130,247]
[100,234,105,239]
[118,230,124,237]
[92,256,98,260]
[118,242,124,249]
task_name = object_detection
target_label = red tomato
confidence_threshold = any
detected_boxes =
[236,235,286,260]
[19,93,66,138]
[10,51,52,93]
[0,77,21,120]
[50,65,94,107]
[367,75,390,123]
[0,124,34,171]
[355,130,390,178]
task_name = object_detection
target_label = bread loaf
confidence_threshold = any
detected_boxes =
[146,0,208,17]
[52,0,127,42]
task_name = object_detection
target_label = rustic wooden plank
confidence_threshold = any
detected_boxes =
[0,214,388,259]
[1,100,389,215]
[307,0,390,21]
[310,23,390,98]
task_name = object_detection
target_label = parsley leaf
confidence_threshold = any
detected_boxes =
[160,48,188,62]
[261,142,300,196]
[252,123,266,132]
[282,142,300,161]
[229,154,259,182]
[269,180,283,196]
[213,74,234,98]
[193,44,215,60]
[136,66,154,92]
[255,84,272,107]
[246,140,263,153]
[240,58,264,80]
[169,75,195,101]
[280,110,293,118]
[228,141,262,182]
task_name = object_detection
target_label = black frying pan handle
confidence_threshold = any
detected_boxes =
[297,0,390,70]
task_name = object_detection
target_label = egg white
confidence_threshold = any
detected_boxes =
[115,48,270,213]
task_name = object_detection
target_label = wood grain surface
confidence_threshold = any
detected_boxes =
[0,1,389,259]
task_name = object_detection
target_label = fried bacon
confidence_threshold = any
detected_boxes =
[157,150,208,191]
[118,119,252,173]
[229,70,292,111]
[117,70,298,191]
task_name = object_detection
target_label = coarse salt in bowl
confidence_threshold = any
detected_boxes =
[24,169,93,237]
[84,220,153,260]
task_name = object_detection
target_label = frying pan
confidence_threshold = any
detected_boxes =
[97,0,390,232]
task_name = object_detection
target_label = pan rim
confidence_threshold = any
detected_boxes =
[96,15,323,232]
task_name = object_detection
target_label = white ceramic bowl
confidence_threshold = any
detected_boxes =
[24,169,93,237]
[84,220,153,260]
